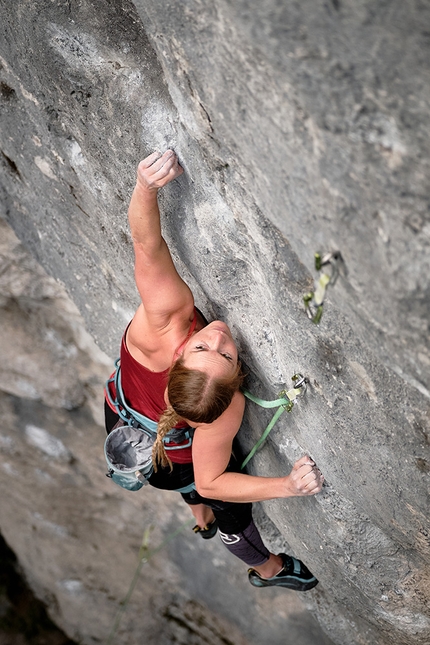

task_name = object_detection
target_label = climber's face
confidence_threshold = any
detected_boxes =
[181,321,239,378]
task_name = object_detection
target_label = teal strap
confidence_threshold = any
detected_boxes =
[240,382,305,469]
[175,482,196,494]
[241,405,286,469]
[117,367,158,432]
[242,390,291,409]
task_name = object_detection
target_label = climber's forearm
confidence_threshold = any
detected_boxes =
[128,150,183,255]
[196,464,324,503]
[128,183,163,255]
[195,471,292,503]
[127,152,192,312]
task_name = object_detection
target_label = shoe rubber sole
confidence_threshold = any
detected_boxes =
[248,555,319,591]
[249,573,318,591]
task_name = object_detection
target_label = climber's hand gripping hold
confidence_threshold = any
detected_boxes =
[136,150,183,192]
[286,456,324,497]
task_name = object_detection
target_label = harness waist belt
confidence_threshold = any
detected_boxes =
[105,359,194,450]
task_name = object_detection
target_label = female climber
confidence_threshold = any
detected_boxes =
[105,150,324,591]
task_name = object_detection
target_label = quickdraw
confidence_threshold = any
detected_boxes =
[241,374,308,469]
[304,251,343,324]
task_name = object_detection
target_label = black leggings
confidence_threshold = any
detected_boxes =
[148,444,255,535]
[104,402,270,566]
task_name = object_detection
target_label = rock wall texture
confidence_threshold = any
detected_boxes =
[0,216,331,645]
[0,1,429,645]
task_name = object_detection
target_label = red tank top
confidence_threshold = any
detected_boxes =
[106,310,199,463]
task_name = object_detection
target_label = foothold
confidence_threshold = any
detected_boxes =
[1,151,21,179]
[0,82,16,100]
[415,458,429,473]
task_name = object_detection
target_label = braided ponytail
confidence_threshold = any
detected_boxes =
[152,405,181,472]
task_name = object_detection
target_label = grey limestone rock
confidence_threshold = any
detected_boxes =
[0,217,331,645]
[0,1,429,644]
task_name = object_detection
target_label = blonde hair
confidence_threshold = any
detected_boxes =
[152,405,180,471]
[152,357,243,471]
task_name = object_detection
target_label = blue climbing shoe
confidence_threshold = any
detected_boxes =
[192,519,218,540]
[248,553,318,591]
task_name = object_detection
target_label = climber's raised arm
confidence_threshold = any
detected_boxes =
[128,150,192,326]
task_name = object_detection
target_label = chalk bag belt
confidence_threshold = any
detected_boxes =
[240,374,308,469]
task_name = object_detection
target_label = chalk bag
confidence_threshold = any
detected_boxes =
[104,425,155,491]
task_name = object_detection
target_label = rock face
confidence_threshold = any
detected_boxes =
[0,1,429,645]
[0,218,330,645]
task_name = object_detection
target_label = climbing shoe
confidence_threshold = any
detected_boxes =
[248,553,318,591]
[192,519,218,540]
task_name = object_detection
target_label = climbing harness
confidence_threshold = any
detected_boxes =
[241,374,308,469]
[304,251,343,324]
[105,359,194,447]
[104,359,195,492]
